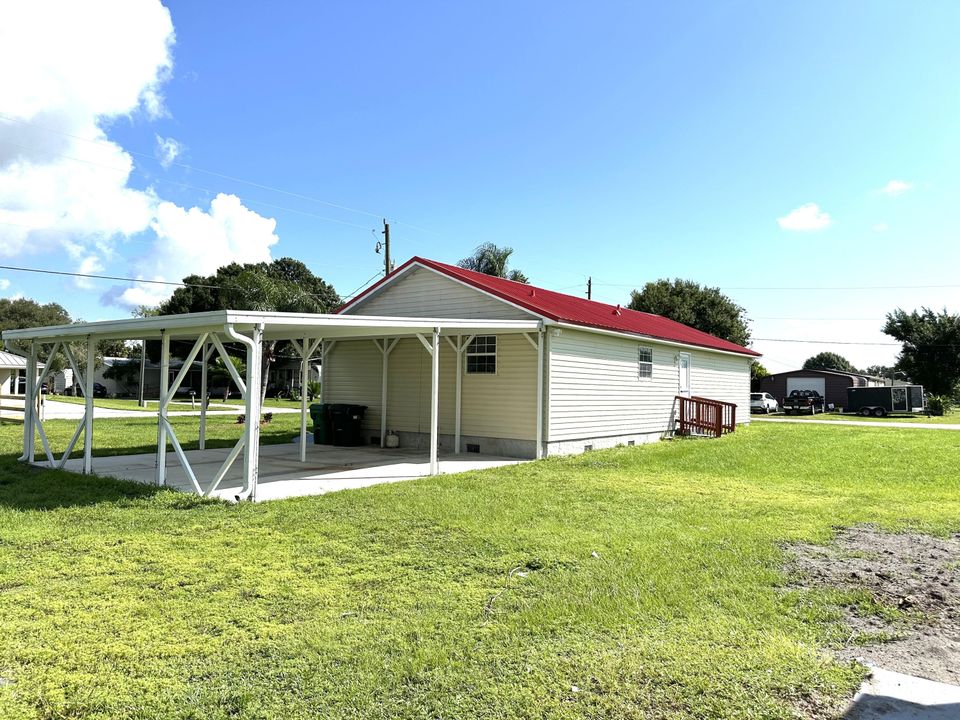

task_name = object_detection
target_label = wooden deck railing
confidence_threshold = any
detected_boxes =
[675,395,737,438]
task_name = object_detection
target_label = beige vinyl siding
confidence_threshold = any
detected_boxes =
[345,266,534,320]
[549,329,678,441]
[323,334,537,441]
[548,328,752,441]
[689,350,752,421]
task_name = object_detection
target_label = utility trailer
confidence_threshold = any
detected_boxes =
[845,385,925,417]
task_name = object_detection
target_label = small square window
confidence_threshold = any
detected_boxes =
[466,335,496,374]
[638,346,653,380]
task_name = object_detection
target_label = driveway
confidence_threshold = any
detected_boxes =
[753,417,960,431]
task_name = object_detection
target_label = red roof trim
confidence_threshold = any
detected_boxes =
[338,257,760,357]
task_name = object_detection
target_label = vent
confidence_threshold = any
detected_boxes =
[627,440,635,446]
[584,444,593,452]
[466,443,481,454]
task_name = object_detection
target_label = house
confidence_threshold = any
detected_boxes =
[328,257,759,458]
[0,350,27,396]
[754,368,884,410]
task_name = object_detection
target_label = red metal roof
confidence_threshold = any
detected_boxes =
[341,257,760,357]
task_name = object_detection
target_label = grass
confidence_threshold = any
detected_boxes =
[0,421,958,719]
[758,410,960,424]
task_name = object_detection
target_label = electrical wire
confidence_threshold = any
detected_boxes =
[0,111,437,235]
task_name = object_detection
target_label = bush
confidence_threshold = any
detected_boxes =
[307,380,322,401]
[926,395,954,416]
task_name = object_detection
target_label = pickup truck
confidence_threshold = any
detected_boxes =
[783,389,825,415]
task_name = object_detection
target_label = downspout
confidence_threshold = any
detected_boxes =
[223,323,263,502]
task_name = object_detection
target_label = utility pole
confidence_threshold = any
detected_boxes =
[382,219,391,276]
[587,276,592,300]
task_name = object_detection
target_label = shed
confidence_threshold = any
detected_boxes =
[754,368,883,410]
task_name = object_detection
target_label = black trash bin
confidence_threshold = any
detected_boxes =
[309,403,332,445]
[329,404,367,446]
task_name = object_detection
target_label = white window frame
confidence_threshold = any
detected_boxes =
[465,335,497,375]
[637,345,653,380]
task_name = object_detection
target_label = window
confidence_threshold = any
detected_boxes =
[466,335,497,374]
[637,346,653,379]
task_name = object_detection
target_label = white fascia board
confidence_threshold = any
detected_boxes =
[552,322,760,359]
[1,310,542,343]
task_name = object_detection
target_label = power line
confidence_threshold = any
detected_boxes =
[0,264,220,289]
[0,111,438,235]
[754,337,899,346]
[342,269,385,300]
[594,280,960,291]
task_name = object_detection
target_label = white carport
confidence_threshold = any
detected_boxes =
[2,311,542,501]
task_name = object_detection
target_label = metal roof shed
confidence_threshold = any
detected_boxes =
[2,310,542,501]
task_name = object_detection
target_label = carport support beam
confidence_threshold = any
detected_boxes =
[429,326,440,476]
[199,343,210,450]
[299,335,309,462]
[156,330,169,486]
[20,341,37,462]
[83,334,94,474]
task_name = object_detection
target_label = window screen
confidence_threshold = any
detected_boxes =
[638,346,653,379]
[466,335,497,374]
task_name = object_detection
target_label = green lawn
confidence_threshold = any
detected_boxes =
[1,421,958,719]
[763,410,960,424]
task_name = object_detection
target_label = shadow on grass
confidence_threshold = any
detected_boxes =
[0,455,218,511]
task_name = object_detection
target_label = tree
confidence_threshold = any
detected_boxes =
[751,361,770,381]
[883,308,960,397]
[0,297,72,374]
[627,279,750,347]
[802,352,858,373]
[457,243,529,283]
[156,258,340,404]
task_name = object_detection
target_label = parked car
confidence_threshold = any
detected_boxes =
[750,392,779,413]
[783,389,825,414]
[93,382,108,398]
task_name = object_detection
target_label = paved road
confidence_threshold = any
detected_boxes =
[754,417,960,431]
[37,400,302,420]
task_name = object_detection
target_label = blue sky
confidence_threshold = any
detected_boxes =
[2,1,959,370]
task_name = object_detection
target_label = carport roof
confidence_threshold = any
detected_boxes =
[1,310,542,343]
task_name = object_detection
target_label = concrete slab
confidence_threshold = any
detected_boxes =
[60,442,525,501]
[844,667,960,719]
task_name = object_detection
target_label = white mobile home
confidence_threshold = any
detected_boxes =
[330,257,758,458]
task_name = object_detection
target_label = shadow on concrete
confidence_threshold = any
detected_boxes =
[844,694,960,719]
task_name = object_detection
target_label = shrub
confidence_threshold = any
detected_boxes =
[926,395,953,416]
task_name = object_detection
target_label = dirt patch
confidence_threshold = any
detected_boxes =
[786,526,960,685]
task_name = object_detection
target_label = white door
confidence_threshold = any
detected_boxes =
[678,353,691,396]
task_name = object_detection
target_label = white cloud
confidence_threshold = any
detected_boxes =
[155,135,183,168]
[109,193,279,308]
[0,278,10,290]
[75,256,105,290]
[777,203,832,231]
[880,180,911,196]
[0,0,279,309]
[873,222,889,233]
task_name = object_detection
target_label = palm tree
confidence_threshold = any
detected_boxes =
[457,243,529,283]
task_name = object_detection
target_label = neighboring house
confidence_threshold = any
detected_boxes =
[329,257,759,458]
[755,368,884,410]
[0,350,27,395]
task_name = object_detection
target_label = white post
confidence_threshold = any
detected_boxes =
[83,335,95,474]
[20,341,37,462]
[156,330,169,486]
[199,342,210,450]
[429,326,440,475]
[536,328,544,460]
[246,324,263,501]
[299,335,309,462]
[380,339,389,448]
[454,335,463,454]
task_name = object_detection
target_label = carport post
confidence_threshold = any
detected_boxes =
[155,330,170,486]
[299,335,309,462]
[536,327,544,460]
[199,342,210,450]
[83,334,94,474]
[429,326,440,475]
[20,341,37,462]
